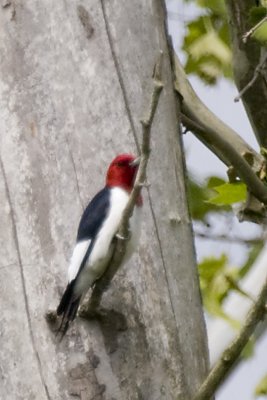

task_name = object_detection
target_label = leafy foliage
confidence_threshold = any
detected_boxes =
[187,175,229,220]
[188,175,263,334]
[198,253,254,327]
[249,6,267,44]
[181,0,232,84]
[180,0,267,388]
[207,182,247,205]
[188,176,247,218]
[255,374,267,397]
[198,254,237,325]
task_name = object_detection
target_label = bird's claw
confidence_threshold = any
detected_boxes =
[79,304,98,319]
[45,309,58,324]
[45,309,60,333]
[116,233,129,240]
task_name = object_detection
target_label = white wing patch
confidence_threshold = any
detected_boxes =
[68,239,91,282]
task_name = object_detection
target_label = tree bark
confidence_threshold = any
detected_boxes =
[225,0,267,148]
[0,1,209,399]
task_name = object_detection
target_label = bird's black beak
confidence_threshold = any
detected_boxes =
[130,157,140,167]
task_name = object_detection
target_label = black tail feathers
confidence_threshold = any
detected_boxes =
[57,281,81,340]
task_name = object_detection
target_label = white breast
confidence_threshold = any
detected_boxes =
[73,187,142,296]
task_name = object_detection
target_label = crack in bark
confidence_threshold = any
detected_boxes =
[100,0,140,154]
[146,189,179,322]
[145,188,189,398]
[0,262,17,270]
[0,155,52,400]
[66,135,85,211]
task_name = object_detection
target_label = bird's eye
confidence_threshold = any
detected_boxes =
[116,161,125,167]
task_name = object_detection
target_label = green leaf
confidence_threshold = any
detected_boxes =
[198,254,247,328]
[187,175,229,221]
[250,6,267,25]
[255,374,267,397]
[208,182,247,205]
[181,2,232,84]
[198,254,231,306]
[249,6,267,43]
[187,178,215,220]
[253,21,267,44]
[197,0,226,15]
[198,254,227,282]
[207,176,226,188]
[188,30,231,64]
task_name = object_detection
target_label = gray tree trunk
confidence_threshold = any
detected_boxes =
[0,1,209,399]
[225,0,267,148]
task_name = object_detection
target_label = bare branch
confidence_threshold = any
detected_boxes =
[242,16,267,44]
[194,230,263,245]
[193,280,267,400]
[174,53,263,170]
[180,113,267,204]
[80,52,164,316]
[234,53,267,102]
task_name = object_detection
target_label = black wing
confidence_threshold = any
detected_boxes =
[77,186,110,241]
[56,187,111,338]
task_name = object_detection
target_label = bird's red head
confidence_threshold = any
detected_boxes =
[106,153,140,192]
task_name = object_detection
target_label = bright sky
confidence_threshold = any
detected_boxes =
[166,1,267,399]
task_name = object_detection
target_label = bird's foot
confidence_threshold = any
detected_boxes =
[79,306,128,331]
[79,305,110,320]
[45,309,60,332]
[78,304,99,319]
[115,232,130,241]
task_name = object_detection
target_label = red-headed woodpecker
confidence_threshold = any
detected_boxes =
[57,153,142,336]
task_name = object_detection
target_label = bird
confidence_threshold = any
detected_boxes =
[56,153,142,337]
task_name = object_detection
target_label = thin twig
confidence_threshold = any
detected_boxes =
[234,53,267,102]
[242,15,267,43]
[192,279,267,400]
[195,231,263,245]
[80,52,164,315]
